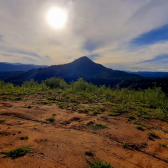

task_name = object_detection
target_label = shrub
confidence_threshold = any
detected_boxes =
[0,147,32,159]
[20,136,29,140]
[136,125,144,131]
[93,123,107,129]
[149,132,160,138]
[46,117,55,122]
[86,158,112,168]
[108,112,120,116]
[127,114,136,121]
[0,120,6,123]
[101,115,108,120]
[159,142,167,148]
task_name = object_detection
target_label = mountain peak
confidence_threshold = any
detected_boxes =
[72,56,94,65]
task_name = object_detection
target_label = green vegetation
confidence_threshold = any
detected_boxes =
[46,113,56,122]
[93,123,107,129]
[0,147,32,159]
[86,158,112,168]
[159,142,167,148]
[149,132,160,138]
[142,142,148,147]
[20,136,29,140]
[136,125,144,131]
[127,114,136,121]
[0,77,168,122]
[101,115,108,120]
[0,120,6,123]
[23,105,33,108]
[46,117,55,122]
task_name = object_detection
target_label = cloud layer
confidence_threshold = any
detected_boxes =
[0,0,168,71]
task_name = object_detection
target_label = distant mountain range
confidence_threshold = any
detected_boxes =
[0,62,47,72]
[130,71,168,78]
[0,56,139,85]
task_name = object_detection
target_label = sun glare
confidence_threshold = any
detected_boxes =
[47,7,67,28]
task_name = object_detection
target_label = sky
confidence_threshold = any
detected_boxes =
[0,0,168,71]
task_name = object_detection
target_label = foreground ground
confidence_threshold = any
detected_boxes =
[1,95,168,168]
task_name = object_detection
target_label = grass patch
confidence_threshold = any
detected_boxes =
[136,125,144,131]
[20,136,29,140]
[101,115,108,120]
[46,113,56,122]
[0,147,32,159]
[149,132,160,138]
[86,158,112,168]
[46,117,55,122]
[0,120,6,123]
[127,114,136,121]
[108,112,120,116]
[24,105,33,109]
[159,142,167,148]
[142,142,148,147]
[93,123,107,129]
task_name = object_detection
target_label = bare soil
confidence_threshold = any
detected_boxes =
[1,99,168,168]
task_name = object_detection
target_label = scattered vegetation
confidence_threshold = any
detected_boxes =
[46,113,56,122]
[0,147,32,159]
[0,77,168,122]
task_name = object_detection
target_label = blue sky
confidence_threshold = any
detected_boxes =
[0,0,168,71]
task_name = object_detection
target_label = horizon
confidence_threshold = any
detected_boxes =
[0,1,168,72]
[1,56,168,73]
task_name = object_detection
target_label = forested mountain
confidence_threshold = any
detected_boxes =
[0,56,139,86]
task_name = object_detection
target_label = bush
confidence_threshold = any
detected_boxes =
[20,136,29,140]
[86,158,112,168]
[127,114,136,121]
[136,125,144,131]
[159,142,167,148]
[0,120,6,123]
[93,123,107,129]
[0,147,32,159]
[149,132,160,138]
[46,117,55,122]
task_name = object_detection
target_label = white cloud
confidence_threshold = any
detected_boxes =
[0,0,168,71]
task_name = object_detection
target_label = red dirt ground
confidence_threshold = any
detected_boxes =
[1,99,168,168]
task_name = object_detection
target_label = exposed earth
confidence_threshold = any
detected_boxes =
[0,95,168,168]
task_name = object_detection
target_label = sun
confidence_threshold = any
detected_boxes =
[47,7,67,28]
